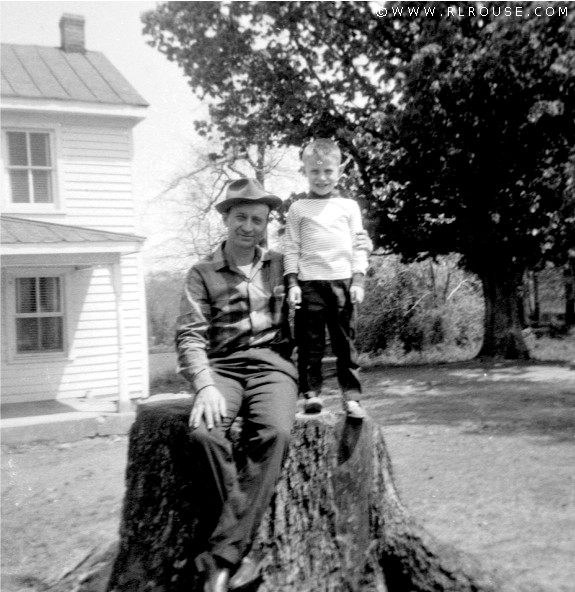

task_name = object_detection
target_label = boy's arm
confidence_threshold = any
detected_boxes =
[283,203,301,277]
[349,201,369,305]
[283,204,302,305]
[350,201,369,287]
[285,272,299,290]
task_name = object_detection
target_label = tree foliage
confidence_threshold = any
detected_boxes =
[143,1,575,358]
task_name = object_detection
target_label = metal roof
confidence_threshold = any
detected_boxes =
[1,43,148,107]
[1,215,145,245]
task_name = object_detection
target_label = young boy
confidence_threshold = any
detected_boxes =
[284,139,369,419]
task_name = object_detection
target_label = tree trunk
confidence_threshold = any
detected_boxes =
[565,259,575,327]
[49,396,513,592]
[532,271,541,325]
[476,266,530,360]
[255,141,266,186]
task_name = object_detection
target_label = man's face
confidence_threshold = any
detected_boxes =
[302,154,342,196]
[223,202,270,251]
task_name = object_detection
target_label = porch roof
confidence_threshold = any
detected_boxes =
[1,215,145,258]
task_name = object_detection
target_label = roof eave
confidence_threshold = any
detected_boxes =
[2,240,145,257]
[1,96,148,123]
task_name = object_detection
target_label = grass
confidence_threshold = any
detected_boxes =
[150,369,189,395]
[529,332,575,363]
[359,332,575,368]
[357,342,480,368]
[150,332,574,394]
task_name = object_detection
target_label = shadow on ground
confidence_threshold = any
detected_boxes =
[325,361,575,443]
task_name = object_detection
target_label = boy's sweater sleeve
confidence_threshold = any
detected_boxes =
[350,200,369,285]
[283,203,300,282]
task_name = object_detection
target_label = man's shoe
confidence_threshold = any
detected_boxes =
[303,391,323,414]
[203,566,230,592]
[228,556,263,589]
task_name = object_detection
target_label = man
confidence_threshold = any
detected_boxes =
[175,178,298,592]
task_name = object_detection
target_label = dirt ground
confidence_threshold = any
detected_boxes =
[2,360,574,592]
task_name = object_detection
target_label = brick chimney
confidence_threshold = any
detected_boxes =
[59,14,85,53]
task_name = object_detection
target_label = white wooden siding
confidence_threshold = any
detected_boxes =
[1,247,148,404]
[61,125,137,234]
[1,111,148,404]
[1,113,141,235]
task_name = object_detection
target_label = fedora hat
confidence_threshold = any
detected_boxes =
[216,178,282,213]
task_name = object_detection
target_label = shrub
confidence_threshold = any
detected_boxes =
[146,271,186,348]
[356,255,484,357]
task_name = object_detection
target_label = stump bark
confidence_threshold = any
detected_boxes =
[52,394,509,592]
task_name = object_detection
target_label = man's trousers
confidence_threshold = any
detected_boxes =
[189,348,298,569]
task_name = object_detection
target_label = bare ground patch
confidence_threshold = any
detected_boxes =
[2,361,574,591]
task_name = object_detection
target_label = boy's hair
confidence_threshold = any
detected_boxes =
[301,138,342,163]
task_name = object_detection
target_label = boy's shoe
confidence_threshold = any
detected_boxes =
[345,400,367,420]
[303,391,323,414]
[229,555,264,590]
[196,553,230,592]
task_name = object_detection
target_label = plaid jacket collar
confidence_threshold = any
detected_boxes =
[213,242,272,272]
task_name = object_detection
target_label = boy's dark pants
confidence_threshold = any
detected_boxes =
[295,279,361,399]
[190,348,297,570]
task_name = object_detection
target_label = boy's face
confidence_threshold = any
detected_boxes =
[302,154,341,196]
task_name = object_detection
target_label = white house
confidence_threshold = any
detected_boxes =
[1,14,149,410]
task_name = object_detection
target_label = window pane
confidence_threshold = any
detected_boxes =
[40,317,63,351]
[7,132,28,166]
[16,278,37,313]
[16,318,39,352]
[32,170,53,203]
[30,133,51,167]
[15,277,64,353]
[10,170,30,203]
[39,277,61,312]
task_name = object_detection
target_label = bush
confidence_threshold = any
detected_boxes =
[356,255,484,357]
[146,271,186,348]
[146,256,486,363]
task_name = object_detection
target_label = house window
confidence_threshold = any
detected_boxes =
[15,276,64,353]
[6,131,54,204]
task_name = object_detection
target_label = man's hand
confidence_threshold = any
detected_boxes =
[350,285,365,305]
[354,230,373,254]
[189,385,227,430]
[287,285,302,309]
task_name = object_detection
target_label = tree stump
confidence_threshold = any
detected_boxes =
[52,394,510,592]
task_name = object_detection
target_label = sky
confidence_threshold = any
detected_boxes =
[0,1,305,271]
